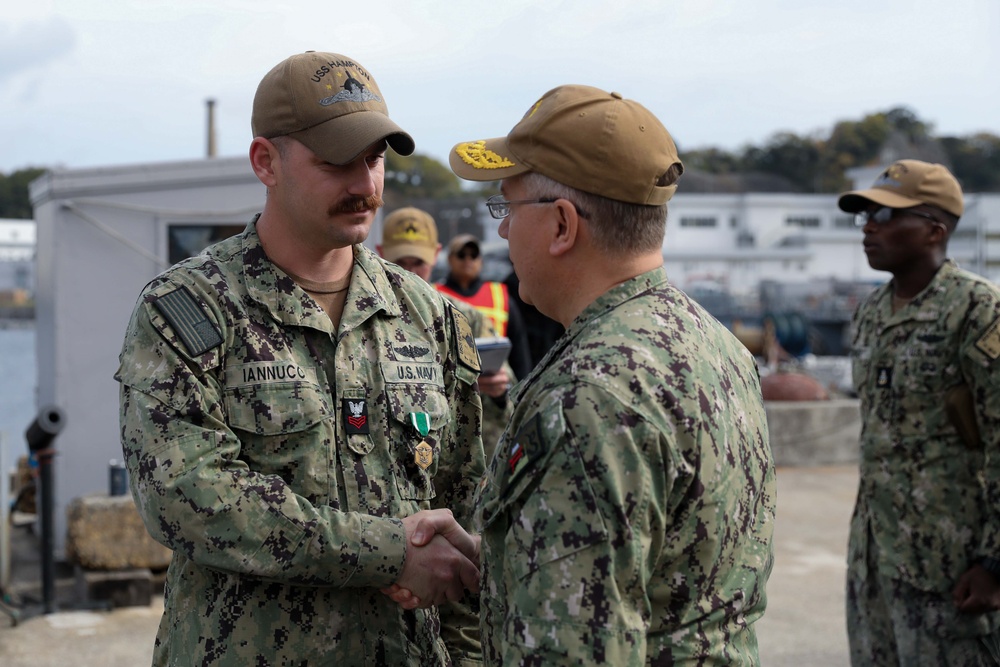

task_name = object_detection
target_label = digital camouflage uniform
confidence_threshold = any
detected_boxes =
[437,296,513,461]
[116,219,485,666]
[848,260,1000,666]
[474,267,776,665]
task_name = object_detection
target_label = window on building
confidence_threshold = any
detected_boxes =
[168,224,245,265]
[680,217,718,228]
[785,216,821,228]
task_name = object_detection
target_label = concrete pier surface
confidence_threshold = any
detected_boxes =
[0,465,859,666]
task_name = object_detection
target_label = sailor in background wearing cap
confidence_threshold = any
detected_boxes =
[116,51,484,666]
[840,160,1000,665]
[393,85,776,664]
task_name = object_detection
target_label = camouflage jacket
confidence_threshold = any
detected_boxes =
[116,220,485,666]
[850,260,1000,596]
[474,267,776,666]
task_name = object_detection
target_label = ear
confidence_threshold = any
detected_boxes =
[549,198,580,257]
[249,137,279,187]
[926,220,949,246]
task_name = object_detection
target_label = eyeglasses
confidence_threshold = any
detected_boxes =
[854,206,940,228]
[454,249,480,260]
[485,194,558,220]
[485,194,590,220]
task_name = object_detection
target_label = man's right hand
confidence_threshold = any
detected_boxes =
[389,510,479,608]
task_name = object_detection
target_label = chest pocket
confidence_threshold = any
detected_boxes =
[386,384,448,501]
[225,376,332,436]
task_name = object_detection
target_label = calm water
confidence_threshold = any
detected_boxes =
[0,324,37,472]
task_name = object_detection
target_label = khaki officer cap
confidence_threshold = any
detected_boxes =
[838,159,964,218]
[252,51,414,165]
[381,207,439,265]
[449,84,684,205]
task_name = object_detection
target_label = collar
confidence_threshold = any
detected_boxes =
[876,259,958,324]
[241,217,401,334]
[510,267,669,401]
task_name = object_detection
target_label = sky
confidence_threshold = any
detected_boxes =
[1,0,998,175]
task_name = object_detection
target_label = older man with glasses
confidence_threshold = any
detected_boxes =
[393,84,776,665]
[839,159,1000,665]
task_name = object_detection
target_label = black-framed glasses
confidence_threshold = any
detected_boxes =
[485,194,558,220]
[454,249,480,260]
[854,206,940,228]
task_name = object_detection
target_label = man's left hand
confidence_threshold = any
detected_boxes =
[477,369,510,399]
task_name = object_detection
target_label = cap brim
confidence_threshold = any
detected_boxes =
[291,111,414,165]
[449,136,531,182]
[447,235,482,255]
[383,243,435,265]
[838,188,923,213]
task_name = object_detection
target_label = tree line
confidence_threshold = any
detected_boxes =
[1,106,997,218]
[681,106,1000,193]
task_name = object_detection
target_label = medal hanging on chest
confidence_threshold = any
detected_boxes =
[410,412,433,470]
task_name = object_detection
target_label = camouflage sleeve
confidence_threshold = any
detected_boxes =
[489,387,659,665]
[960,290,1000,557]
[117,289,407,588]
[435,303,486,665]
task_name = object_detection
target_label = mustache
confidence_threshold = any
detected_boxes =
[331,194,384,216]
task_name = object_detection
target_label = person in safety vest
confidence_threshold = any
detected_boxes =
[436,235,531,379]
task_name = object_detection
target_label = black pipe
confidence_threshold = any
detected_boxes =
[24,406,65,614]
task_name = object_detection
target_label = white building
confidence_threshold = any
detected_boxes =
[0,218,35,296]
[662,187,1000,295]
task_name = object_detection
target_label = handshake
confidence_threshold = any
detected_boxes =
[382,509,481,609]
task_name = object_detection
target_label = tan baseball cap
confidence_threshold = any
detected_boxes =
[838,159,964,217]
[381,207,438,265]
[252,51,414,165]
[447,234,481,256]
[449,84,683,205]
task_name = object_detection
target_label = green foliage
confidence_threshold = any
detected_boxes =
[0,168,47,218]
[678,105,1000,194]
[384,152,464,199]
[742,132,822,192]
[940,133,1000,192]
[681,147,743,175]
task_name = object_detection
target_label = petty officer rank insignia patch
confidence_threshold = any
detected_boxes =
[450,305,481,373]
[343,398,370,434]
[504,412,545,490]
[975,317,1000,361]
[508,441,527,474]
[152,286,223,357]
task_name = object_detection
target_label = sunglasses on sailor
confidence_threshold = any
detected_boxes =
[854,206,940,228]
